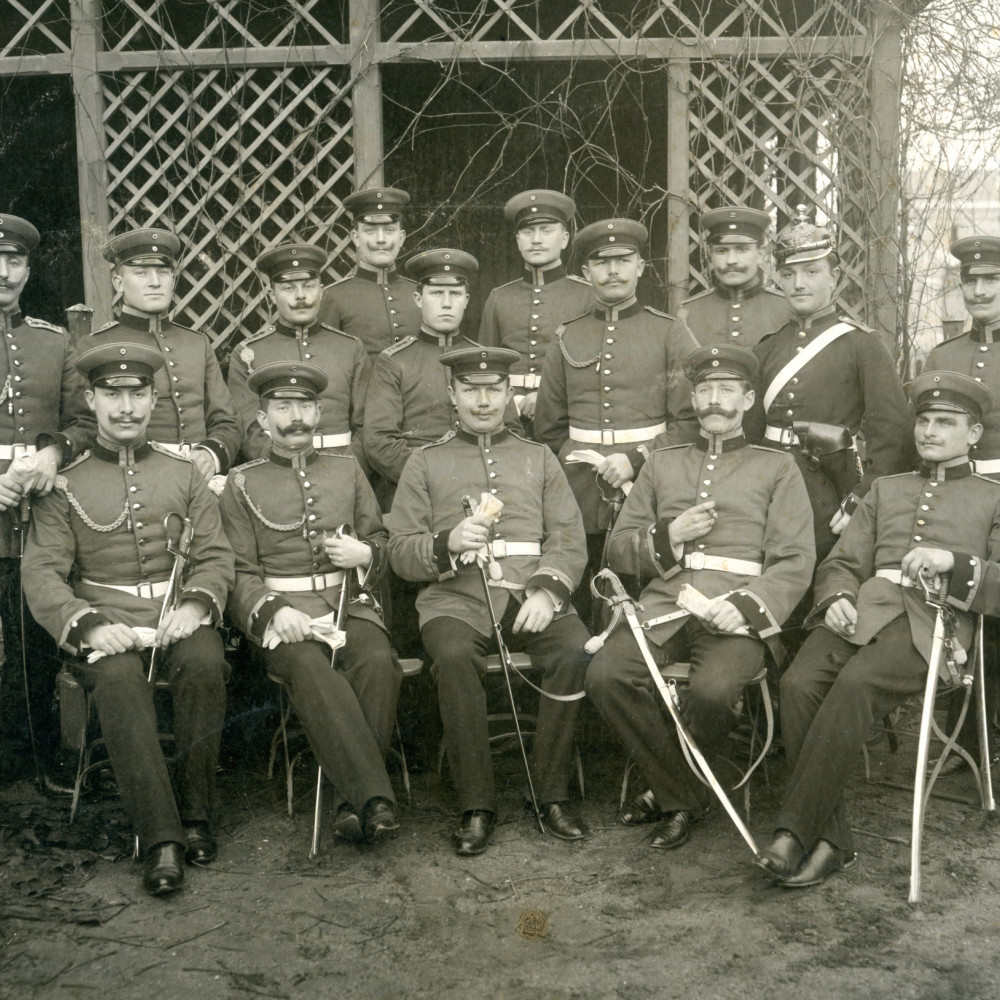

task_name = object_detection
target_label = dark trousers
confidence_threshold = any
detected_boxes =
[262,618,401,813]
[586,619,765,813]
[70,626,228,850]
[776,618,927,854]
[421,611,591,814]
[0,557,61,772]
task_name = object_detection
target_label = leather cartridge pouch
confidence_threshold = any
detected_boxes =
[791,421,863,498]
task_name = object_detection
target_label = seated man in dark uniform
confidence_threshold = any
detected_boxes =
[22,342,234,897]
[387,347,590,856]
[586,346,814,849]
[757,371,1000,888]
[219,361,400,845]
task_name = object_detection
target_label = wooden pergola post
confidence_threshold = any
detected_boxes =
[70,0,112,323]
[666,60,692,313]
[349,0,385,188]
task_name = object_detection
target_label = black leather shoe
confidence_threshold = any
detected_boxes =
[362,797,400,843]
[780,839,857,889]
[538,801,588,841]
[143,842,185,896]
[649,807,708,849]
[453,810,495,856]
[620,788,663,826]
[754,830,804,880]
[331,804,365,844]
[184,823,217,865]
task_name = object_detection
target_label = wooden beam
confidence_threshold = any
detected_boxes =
[665,61,692,313]
[0,52,72,76]
[70,0,113,324]
[92,44,350,73]
[349,0,384,187]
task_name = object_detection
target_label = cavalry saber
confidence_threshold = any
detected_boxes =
[974,614,996,814]
[591,568,760,856]
[311,524,352,860]
[462,495,544,834]
[18,493,42,787]
[148,512,194,682]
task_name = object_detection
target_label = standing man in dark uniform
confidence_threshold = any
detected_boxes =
[478,189,593,431]
[534,218,699,617]
[220,361,400,844]
[757,372,1000,887]
[753,209,911,564]
[318,187,422,356]
[23,342,233,896]
[678,205,789,350]
[0,214,95,787]
[90,229,243,482]
[227,243,370,465]
[387,347,590,855]
[586,346,814,849]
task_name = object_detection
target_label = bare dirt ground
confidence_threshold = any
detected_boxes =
[3,694,1000,1000]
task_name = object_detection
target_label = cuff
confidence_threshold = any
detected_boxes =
[806,591,856,629]
[178,588,221,625]
[526,571,571,606]
[66,610,109,653]
[35,432,73,466]
[648,520,681,575]
[726,591,780,639]
[627,444,649,477]
[840,493,861,517]
[249,592,291,640]
[432,528,456,579]
[947,552,980,611]
[196,439,228,475]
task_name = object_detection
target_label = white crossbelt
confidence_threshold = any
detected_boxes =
[264,571,345,592]
[81,578,172,599]
[975,458,1000,475]
[682,553,763,576]
[875,568,916,589]
[509,373,541,390]
[489,540,541,558]
[314,432,352,448]
[569,422,666,446]
[764,425,800,447]
[0,443,37,460]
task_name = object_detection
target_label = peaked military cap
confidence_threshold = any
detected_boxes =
[574,219,647,260]
[908,370,994,420]
[683,344,759,385]
[76,341,164,388]
[504,190,576,229]
[774,206,837,267]
[257,243,327,282]
[406,248,478,286]
[0,214,40,255]
[950,235,1000,277]
[343,187,410,225]
[700,206,771,245]
[248,360,328,400]
[103,228,181,267]
[439,346,520,385]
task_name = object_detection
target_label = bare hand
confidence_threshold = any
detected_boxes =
[190,449,218,483]
[596,453,634,490]
[270,605,314,644]
[702,596,747,634]
[448,514,492,554]
[824,597,858,637]
[900,546,955,587]
[156,600,206,647]
[512,590,555,634]
[0,472,23,512]
[667,501,717,546]
[324,534,372,569]
[29,445,61,496]
[520,391,538,420]
[829,508,851,536]
[85,622,144,655]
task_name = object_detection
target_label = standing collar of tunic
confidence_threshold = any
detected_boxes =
[418,325,460,348]
[694,430,748,453]
[93,435,151,465]
[0,308,22,331]
[275,319,320,339]
[268,444,318,469]
[918,458,972,481]
[522,261,567,286]
[355,262,398,285]
[592,298,642,323]
[119,307,169,334]
[970,320,1000,344]
[455,426,510,448]
[710,273,765,302]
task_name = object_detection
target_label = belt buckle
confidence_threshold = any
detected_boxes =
[11,443,32,459]
[687,551,706,570]
[600,428,616,447]
[491,539,507,559]
[312,573,327,590]
[137,582,155,599]
[778,426,796,448]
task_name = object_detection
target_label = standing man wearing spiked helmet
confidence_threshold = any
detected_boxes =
[319,186,422,357]
[91,229,243,482]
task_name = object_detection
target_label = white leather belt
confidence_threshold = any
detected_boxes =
[0,443,37,460]
[489,540,541,558]
[264,571,345,592]
[155,442,191,456]
[875,568,915,588]
[314,432,352,448]
[682,553,762,576]
[509,373,541,390]
[81,578,171,599]
[569,422,666,446]
[764,425,800,447]
[975,458,1000,474]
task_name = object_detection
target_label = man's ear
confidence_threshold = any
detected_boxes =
[256,409,269,431]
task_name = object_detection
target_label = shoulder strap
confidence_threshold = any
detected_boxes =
[762,321,854,413]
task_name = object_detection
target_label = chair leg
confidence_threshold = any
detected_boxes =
[393,715,411,805]
[974,615,996,813]
[309,766,323,860]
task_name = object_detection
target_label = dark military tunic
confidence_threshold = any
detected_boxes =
[89,310,242,473]
[677,276,789,351]
[478,264,593,389]
[533,299,699,533]
[21,439,233,849]
[226,319,370,463]
[219,448,399,813]
[318,264,421,357]
[586,434,815,814]
[776,461,1000,854]
[386,426,589,812]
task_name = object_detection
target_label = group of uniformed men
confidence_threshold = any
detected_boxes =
[2,185,1000,898]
